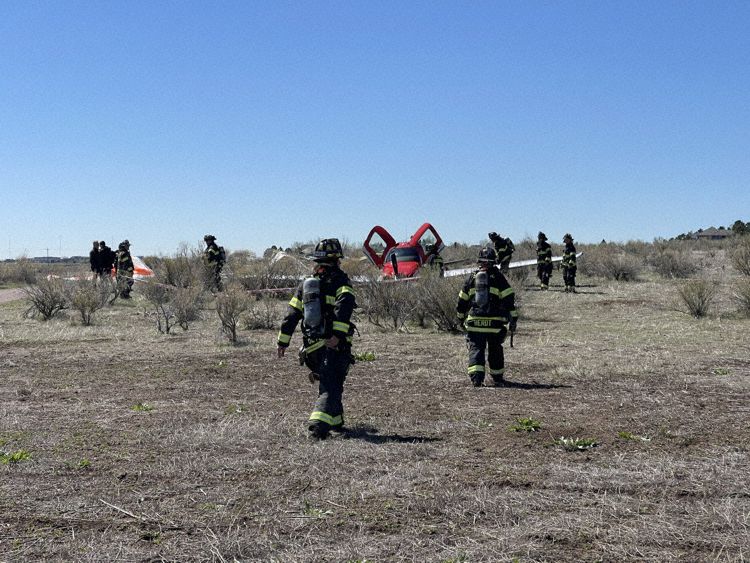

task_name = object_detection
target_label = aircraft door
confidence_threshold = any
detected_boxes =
[362,225,396,268]
[410,223,445,258]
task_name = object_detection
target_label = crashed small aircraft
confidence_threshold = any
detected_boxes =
[362,222,580,279]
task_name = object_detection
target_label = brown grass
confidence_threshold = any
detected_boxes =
[0,270,748,561]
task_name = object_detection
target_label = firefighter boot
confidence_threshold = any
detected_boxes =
[308,421,330,440]
[470,375,484,388]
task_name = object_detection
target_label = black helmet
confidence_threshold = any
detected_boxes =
[313,238,343,262]
[488,232,499,241]
[204,234,216,242]
[99,240,106,246]
[118,242,127,250]
[563,233,573,242]
[478,247,497,263]
[538,231,547,241]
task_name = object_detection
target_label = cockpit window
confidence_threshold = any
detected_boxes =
[385,247,422,263]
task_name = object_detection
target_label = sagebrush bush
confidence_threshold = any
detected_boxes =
[413,272,463,332]
[357,279,417,331]
[579,246,642,281]
[732,278,750,316]
[649,249,698,279]
[141,280,176,333]
[677,279,717,318]
[171,286,205,330]
[216,285,250,343]
[243,295,286,330]
[731,238,750,276]
[23,278,69,320]
[69,281,109,325]
[0,258,38,285]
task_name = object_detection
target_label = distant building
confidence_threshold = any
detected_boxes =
[695,228,734,241]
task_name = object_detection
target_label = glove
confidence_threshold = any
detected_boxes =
[509,318,517,333]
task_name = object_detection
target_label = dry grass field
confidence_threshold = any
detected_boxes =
[1,265,749,561]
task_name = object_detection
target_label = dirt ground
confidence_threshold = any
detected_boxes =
[1,273,748,562]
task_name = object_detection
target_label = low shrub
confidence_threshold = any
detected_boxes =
[732,278,750,316]
[216,285,250,343]
[0,258,37,285]
[731,238,750,276]
[413,272,464,333]
[579,246,642,281]
[243,295,285,330]
[357,279,416,331]
[677,279,717,318]
[23,279,69,320]
[171,286,205,330]
[141,280,176,334]
[649,249,698,279]
[69,280,109,325]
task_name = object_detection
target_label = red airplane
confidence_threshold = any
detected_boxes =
[362,223,445,278]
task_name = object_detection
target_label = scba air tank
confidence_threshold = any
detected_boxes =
[474,271,490,312]
[302,277,324,337]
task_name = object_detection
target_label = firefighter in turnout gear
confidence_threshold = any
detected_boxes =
[488,232,515,273]
[425,243,445,277]
[115,240,134,298]
[536,232,552,290]
[98,241,116,279]
[203,234,225,291]
[277,238,356,440]
[562,233,577,292]
[456,247,518,387]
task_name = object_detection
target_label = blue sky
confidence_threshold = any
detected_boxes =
[2,1,748,258]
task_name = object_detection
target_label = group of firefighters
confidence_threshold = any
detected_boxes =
[88,239,135,298]
[91,231,575,440]
[89,235,227,298]
[275,231,578,440]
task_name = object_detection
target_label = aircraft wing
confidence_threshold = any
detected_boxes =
[443,253,583,278]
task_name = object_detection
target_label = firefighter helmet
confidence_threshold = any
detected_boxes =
[204,234,216,242]
[488,232,499,241]
[563,233,573,242]
[477,247,497,263]
[538,231,547,241]
[312,238,343,262]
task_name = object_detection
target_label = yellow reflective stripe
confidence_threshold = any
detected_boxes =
[510,311,518,318]
[305,339,325,354]
[466,326,502,333]
[458,290,470,301]
[336,285,354,297]
[499,287,514,299]
[489,367,505,375]
[277,332,292,345]
[467,365,485,374]
[468,288,476,296]
[325,295,336,305]
[332,321,349,333]
[466,315,505,322]
[289,297,303,311]
[309,411,343,426]
[489,287,501,296]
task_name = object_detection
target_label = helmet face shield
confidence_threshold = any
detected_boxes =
[477,247,497,264]
[313,238,343,262]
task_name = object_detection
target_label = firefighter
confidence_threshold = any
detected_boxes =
[98,241,116,279]
[115,240,134,298]
[536,231,552,290]
[562,233,577,293]
[488,232,515,273]
[456,247,518,387]
[425,243,444,277]
[203,234,226,291]
[89,241,100,278]
[276,238,356,440]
